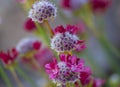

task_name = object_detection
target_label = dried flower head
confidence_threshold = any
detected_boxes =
[45,54,91,86]
[28,0,57,23]
[51,25,86,52]
[16,37,41,54]
[0,48,18,65]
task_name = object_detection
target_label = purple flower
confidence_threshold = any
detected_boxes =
[45,54,91,86]
[51,25,86,52]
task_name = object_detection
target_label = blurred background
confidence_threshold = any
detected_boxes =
[0,0,120,87]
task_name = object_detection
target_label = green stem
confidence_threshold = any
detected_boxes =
[0,65,13,87]
[15,66,38,87]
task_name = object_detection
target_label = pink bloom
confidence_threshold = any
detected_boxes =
[16,0,26,4]
[45,54,91,86]
[16,37,41,54]
[80,67,92,85]
[34,48,53,67]
[90,0,111,13]
[51,25,86,52]
[76,22,86,34]
[60,0,88,10]
[0,48,18,65]
[24,18,36,32]
[93,78,105,87]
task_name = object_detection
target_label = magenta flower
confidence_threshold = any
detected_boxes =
[60,0,88,10]
[16,0,26,4]
[90,0,111,13]
[16,37,41,54]
[45,54,91,86]
[0,48,18,65]
[93,78,105,87]
[51,25,86,52]
[34,48,53,67]
[24,18,36,32]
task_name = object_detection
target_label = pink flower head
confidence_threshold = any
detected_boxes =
[0,48,18,65]
[16,37,41,54]
[45,54,91,86]
[24,18,36,32]
[34,48,53,67]
[90,0,111,13]
[61,0,88,10]
[93,78,105,87]
[80,66,92,85]
[51,25,86,52]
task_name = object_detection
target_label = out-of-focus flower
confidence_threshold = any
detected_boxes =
[16,37,41,54]
[90,0,111,13]
[0,48,18,65]
[28,0,57,23]
[24,18,36,32]
[93,78,105,87]
[80,67,92,85]
[76,22,86,34]
[34,48,53,67]
[60,0,88,10]
[45,54,91,86]
[108,74,120,87]
[16,0,26,4]
[51,25,86,52]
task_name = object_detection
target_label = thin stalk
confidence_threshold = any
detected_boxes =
[30,57,48,79]
[44,20,54,38]
[15,66,38,87]
[0,65,13,87]
[9,67,24,87]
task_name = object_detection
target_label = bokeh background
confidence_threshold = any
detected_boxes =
[0,0,120,87]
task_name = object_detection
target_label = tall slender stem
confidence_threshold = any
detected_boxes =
[44,21,54,38]
[9,68,24,87]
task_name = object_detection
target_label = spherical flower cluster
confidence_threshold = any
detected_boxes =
[28,0,57,23]
[51,25,86,52]
[16,37,41,54]
[60,0,88,10]
[45,54,91,86]
[0,48,18,65]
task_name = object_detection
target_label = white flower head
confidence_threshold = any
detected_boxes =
[16,37,40,54]
[51,32,79,52]
[28,0,57,23]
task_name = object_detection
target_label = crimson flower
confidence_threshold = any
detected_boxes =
[61,0,88,10]
[45,54,91,86]
[90,0,111,13]
[51,25,86,52]
[0,48,18,65]
[24,18,36,32]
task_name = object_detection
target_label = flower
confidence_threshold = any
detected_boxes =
[16,37,41,54]
[0,48,18,65]
[90,0,111,13]
[24,18,36,32]
[45,54,91,86]
[28,0,57,23]
[51,25,86,52]
[34,48,53,67]
[93,78,105,87]
[60,0,88,10]
[16,0,26,4]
